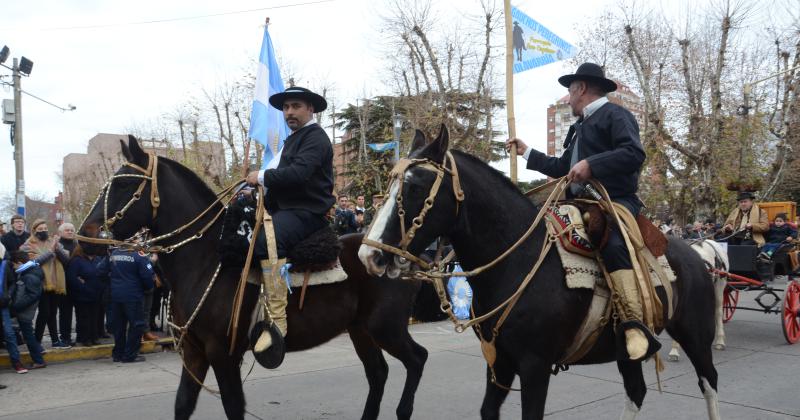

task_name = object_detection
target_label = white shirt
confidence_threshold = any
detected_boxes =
[522,96,609,161]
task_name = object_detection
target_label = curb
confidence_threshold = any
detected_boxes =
[0,338,174,367]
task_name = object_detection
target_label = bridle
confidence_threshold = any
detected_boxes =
[361,151,464,271]
[78,153,161,242]
[76,152,240,254]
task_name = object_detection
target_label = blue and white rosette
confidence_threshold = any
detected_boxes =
[447,264,472,320]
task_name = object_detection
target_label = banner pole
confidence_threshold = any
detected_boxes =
[504,0,517,184]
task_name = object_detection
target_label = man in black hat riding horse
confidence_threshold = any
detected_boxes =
[506,62,660,361]
[245,86,335,357]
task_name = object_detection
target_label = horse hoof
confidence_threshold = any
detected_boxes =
[668,354,679,362]
[714,343,725,351]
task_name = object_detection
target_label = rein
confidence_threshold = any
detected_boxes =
[362,154,579,390]
[76,154,254,395]
[76,152,245,254]
[361,151,464,271]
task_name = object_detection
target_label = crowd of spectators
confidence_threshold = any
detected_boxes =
[0,216,166,387]
[331,193,384,236]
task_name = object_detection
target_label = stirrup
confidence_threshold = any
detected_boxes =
[615,321,661,362]
[250,321,285,369]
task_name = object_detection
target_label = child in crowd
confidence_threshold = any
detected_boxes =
[2,250,47,373]
[760,213,797,259]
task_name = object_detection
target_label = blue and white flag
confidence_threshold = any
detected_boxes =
[249,25,289,169]
[367,142,398,153]
[510,6,576,74]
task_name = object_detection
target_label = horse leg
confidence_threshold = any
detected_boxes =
[211,357,246,420]
[669,341,682,362]
[348,326,389,420]
[370,328,428,420]
[479,356,515,420]
[617,360,647,420]
[175,343,210,420]
[673,332,721,420]
[712,278,726,350]
[517,358,552,420]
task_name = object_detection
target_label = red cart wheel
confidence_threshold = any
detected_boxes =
[723,285,739,323]
[782,280,800,344]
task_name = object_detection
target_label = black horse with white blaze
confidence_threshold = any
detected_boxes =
[78,136,433,420]
[359,126,721,420]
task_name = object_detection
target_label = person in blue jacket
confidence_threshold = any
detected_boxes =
[101,247,154,363]
[66,245,107,346]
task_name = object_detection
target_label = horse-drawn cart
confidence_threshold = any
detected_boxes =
[716,243,800,344]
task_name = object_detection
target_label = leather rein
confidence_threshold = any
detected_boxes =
[75,152,243,254]
[361,151,465,271]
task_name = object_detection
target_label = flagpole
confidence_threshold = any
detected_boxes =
[504,0,517,184]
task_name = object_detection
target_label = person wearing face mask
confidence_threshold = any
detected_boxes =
[21,219,71,349]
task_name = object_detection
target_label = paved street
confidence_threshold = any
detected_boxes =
[1,282,799,420]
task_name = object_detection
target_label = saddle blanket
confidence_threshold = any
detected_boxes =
[553,230,676,363]
[246,260,348,288]
[554,236,676,290]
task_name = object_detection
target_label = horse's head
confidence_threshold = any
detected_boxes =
[78,135,161,249]
[358,125,464,278]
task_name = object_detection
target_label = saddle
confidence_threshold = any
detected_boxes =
[546,201,668,258]
[219,197,340,272]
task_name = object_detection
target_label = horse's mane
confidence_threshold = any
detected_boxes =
[159,156,218,200]
[450,150,538,211]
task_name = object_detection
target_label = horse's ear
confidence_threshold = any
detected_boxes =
[408,129,427,156]
[419,124,449,162]
[120,139,133,162]
[127,135,148,166]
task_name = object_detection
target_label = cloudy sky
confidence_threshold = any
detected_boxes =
[0,0,617,205]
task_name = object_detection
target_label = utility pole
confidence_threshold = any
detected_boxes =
[12,57,24,217]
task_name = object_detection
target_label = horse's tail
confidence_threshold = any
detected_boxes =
[411,278,450,322]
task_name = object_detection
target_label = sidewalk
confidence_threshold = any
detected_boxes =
[0,333,173,367]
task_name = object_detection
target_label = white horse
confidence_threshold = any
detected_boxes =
[669,239,730,361]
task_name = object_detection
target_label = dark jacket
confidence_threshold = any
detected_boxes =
[527,102,645,202]
[11,265,44,322]
[334,208,359,235]
[766,224,797,244]
[66,256,106,303]
[1,231,30,253]
[101,249,154,303]
[59,238,78,257]
[262,123,335,216]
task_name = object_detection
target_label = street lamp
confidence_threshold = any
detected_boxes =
[0,45,35,216]
[393,113,402,162]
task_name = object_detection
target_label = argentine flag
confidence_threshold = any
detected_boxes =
[249,25,289,169]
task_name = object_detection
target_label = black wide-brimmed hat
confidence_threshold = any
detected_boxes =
[558,62,618,93]
[268,86,327,112]
[737,191,756,201]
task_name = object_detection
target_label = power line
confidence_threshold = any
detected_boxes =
[0,81,75,112]
[43,0,337,31]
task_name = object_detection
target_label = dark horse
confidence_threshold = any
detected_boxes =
[359,127,721,419]
[79,137,430,420]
